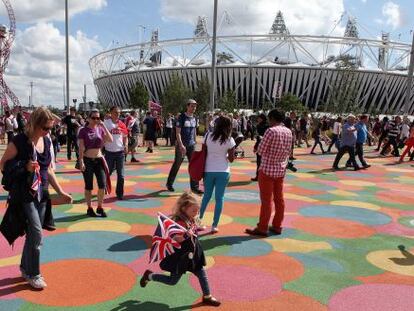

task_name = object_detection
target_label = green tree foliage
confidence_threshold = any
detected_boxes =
[278,93,307,113]
[160,74,192,115]
[193,77,210,113]
[218,90,237,113]
[129,81,149,111]
[47,105,61,116]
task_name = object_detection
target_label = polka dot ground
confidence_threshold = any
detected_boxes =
[1,140,414,310]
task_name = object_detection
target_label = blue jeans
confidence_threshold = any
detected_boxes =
[105,151,125,198]
[200,172,230,227]
[21,200,47,278]
[151,268,210,296]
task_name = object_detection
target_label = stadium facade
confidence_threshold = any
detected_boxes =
[89,13,414,114]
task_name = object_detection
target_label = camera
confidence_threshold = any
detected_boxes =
[287,161,297,172]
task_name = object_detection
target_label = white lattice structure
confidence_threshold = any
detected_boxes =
[90,32,414,113]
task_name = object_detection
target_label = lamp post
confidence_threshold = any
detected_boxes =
[209,0,218,112]
[65,0,70,113]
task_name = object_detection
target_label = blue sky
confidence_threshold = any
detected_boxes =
[0,0,413,107]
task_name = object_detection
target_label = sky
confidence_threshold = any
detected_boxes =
[0,0,412,108]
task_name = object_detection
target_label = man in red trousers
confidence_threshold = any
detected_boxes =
[245,109,292,237]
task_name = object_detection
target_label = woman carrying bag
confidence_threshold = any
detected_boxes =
[0,107,72,289]
[198,116,235,233]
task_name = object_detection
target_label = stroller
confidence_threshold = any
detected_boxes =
[232,131,245,158]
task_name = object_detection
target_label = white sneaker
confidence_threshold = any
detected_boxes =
[211,227,219,234]
[28,275,47,289]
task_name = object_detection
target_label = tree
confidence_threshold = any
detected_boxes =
[217,52,234,65]
[160,74,192,115]
[193,77,210,113]
[278,93,307,113]
[218,90,237,113]
[129,81,149,111]
[47,105,61,116]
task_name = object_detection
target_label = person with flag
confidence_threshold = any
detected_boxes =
[0,107,72,289]
[140,192,221,307]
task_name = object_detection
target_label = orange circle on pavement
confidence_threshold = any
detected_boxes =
[292,217,376,239]
[192,290,327,311]
[16,259,136,306]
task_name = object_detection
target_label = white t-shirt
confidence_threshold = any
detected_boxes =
[333,122,342,135]
[401,123,410,139]
[204,134,236,173]
[104,119,127,152]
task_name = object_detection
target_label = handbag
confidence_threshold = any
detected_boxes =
[188,133,208,182]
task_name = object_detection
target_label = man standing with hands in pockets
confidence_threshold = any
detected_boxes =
[104,106,128,200]
[166,99,203,195]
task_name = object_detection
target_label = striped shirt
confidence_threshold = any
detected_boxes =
[257,125,293,178]
[387,121,401,138]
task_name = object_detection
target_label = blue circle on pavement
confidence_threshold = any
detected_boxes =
[299,205,392,225]
[42,231,147,264]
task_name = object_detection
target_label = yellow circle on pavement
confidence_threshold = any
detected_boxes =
[68,220,131,233]
[366,249,414,276]
[330,200,381,211]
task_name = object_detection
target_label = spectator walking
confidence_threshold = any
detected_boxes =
[143,111,157,153]
[62,107,81,161]
[0,107,72,289]
[346,115,370,169]
[104,107,128,200]
[327,117,342,153]
[127,110,140,162]
[332,114,360,171]
[78,109,113,217]
[310,122,326,155]
[166,99,203,194]
[380,116,402,157]
[5,110,17,144]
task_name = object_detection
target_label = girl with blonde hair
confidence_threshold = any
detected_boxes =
[140,192,221,307]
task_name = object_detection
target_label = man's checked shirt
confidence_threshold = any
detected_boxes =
[258,125,293,178]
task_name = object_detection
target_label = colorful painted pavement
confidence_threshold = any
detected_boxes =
[1,142,414,310]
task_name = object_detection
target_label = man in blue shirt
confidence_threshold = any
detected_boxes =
[346,115,370,169]
[332,114,360,171]
[166,99,203,194]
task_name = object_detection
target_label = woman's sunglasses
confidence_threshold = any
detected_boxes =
[90,117,100,120]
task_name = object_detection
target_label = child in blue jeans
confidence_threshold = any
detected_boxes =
[140,192,221,307]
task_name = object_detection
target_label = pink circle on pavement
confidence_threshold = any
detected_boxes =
[329,284,414,311]
[190,265,282,301]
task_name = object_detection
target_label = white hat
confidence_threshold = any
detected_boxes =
[187,99,197,104]
[348,114,356,119]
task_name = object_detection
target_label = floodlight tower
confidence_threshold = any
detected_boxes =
[0,0,20,110]
[269,11,289,35]
[194,16,209,39]
[378,32,390,70]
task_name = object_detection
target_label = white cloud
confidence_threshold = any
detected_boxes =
[160,0,345,36]
[0,0,107,23]
[382,1,403,30]
[5,23,102,108]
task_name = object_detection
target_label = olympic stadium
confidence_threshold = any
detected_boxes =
[89,12,414,114]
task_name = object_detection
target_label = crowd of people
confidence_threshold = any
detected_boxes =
[1,101,414,306]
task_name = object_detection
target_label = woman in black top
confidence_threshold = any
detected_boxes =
[251,114,269,181]
[0,107,72,289]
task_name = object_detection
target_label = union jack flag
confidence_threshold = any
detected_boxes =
[30,146,42,202]
[149,212,187,264]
